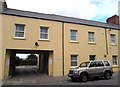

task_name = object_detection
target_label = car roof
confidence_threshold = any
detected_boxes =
[89,60,109,62]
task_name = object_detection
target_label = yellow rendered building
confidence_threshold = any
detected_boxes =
[0,1,119,80]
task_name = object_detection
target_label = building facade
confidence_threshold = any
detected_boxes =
[118,1,120,73]
[0,1,119,79]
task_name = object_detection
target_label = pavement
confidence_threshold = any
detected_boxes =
[0,80,2,87]
[1,66,119,85]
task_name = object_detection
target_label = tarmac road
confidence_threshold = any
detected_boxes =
[2,66,119,85]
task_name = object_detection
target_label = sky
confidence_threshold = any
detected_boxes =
[16,54,39,59]
[5,0,119,58]
[6,0,119,23]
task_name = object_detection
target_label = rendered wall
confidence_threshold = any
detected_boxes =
[0,14,2,79]
[2,14,63,78]
[1,13,119,79]
[64,23,118,75]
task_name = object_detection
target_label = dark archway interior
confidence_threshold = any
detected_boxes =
[8,49,52,78]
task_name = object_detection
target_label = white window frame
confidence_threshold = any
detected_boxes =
[112,55,118,66]
[14,24,25,39]
[110,34,116,45]
[39,26,49,40]
[88,32,95,43]
[71,55,78,67]
[70,30,78,42]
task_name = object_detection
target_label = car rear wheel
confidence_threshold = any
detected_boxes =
[104,71,111,79]
[80,73,88,82]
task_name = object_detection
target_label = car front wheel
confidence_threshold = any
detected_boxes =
[80,73,88,82]
[71,77,77,82]
[104,71,111,79]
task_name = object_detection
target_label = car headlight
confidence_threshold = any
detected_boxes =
[74,70,79,74]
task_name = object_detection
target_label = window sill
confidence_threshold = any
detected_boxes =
[39,39,50,42]
[13,37,26,40]
[111,44,117,46]
[112,65,118,68]
[70,41,79,43]
[70,66,78,69]
[88,42,96,45]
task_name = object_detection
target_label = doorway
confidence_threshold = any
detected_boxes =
[39,52,49,74]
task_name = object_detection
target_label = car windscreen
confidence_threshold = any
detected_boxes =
[79,62,90,67]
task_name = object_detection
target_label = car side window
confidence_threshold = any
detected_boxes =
[96,61,104,67]
[104,61,110,66]
[89,62,96,67]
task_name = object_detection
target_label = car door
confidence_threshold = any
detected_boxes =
[95,61,105,75]
[87,61,97,76]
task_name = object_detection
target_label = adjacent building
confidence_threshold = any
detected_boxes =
[0,1,119,79]
[118,1,120,73]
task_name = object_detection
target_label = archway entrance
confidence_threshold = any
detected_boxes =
[5,49,53,78]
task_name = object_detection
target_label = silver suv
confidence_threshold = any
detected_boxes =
[68,60,114,82]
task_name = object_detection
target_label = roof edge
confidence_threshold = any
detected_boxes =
[1,8,120,30]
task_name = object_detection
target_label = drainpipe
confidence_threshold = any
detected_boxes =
[62,22,64,76]
[105,28,108,55]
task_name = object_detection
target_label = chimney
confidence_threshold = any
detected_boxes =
[106,15,119,25]
[0,0,7,11]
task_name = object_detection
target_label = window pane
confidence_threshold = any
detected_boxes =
[71,55,78,66]
[15,32,19,37]
[112,56,117,65]
[111,34,115,44]
[71,36,77,41]
[71,30,77,41]
[104,61,110,66]
[71,62,77,66]
[71,31,76,36]
[40,34,48,39]
[89,38,94,42]
[79,62,90,67]
[89,55,96,60]
[71,57,76,60]
[41,28,48,33]
[89,62,96,67]
[88,32,94,42]
[40,27,48,39]
[15,24,25,37]
[15,31,24,37]
[96,61,104,67]
[16,25,24,31]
